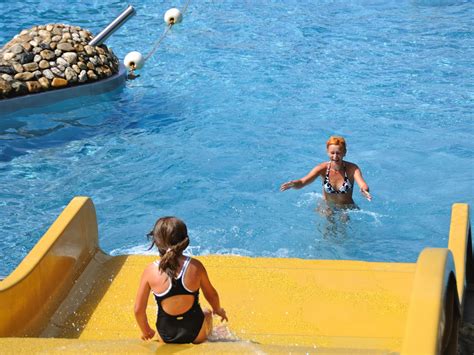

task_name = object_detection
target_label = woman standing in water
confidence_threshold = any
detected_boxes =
[280,136,371,209]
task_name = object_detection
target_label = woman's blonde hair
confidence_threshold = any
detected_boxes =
[148,217,189,279]
[326,136,347,154]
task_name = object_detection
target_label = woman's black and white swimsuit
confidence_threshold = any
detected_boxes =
[323,162,352,194]
[153,257,205,343]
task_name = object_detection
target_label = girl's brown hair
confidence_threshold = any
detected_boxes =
[326,136,347,154]
[147,217,189,279]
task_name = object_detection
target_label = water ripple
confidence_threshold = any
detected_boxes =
[1,0,473,275]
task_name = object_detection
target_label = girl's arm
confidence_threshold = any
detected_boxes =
[353,165,372,201]
[134,268,156,340]
[280,163,325,191]
[198,262,228,322]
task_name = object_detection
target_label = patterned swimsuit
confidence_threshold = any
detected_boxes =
[323,162,352,194]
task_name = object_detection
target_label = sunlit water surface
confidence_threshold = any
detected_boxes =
[1,0,473,276]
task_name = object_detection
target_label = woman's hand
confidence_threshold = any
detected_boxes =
[213,308,228,322]
[280,180,301,191]
[141,327,156,340]
[360,188,372,201]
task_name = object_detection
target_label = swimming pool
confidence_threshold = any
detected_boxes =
[1,0,473,276]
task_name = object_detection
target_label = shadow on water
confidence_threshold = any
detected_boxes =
[0,85,184,162]
[0,88,123,161]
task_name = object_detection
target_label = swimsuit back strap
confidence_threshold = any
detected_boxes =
[179,257,195,293]
[177,256,191,279]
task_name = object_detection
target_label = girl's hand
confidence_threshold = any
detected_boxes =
[213,308,228,322]
[141,328,156,340]
[360,188,372,201]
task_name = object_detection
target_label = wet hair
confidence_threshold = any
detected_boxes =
[147,217,190,279]
[326,136,347,154]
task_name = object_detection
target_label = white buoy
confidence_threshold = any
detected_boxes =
[124,51,144,71]
[164,8,182,25]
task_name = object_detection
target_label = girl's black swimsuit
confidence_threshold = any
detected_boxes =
[152,257,205,343]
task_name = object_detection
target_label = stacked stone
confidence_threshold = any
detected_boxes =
[0,24,120,99]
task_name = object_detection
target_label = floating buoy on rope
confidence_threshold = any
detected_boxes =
[124,51,144,71]
[164,8,183,25]
[124,51,144,78]
[142,7,185,65]
[125,1,191,79]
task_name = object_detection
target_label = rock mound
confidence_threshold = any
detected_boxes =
[0,24,120,99]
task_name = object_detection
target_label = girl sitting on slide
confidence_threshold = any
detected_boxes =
[134,217,228,343]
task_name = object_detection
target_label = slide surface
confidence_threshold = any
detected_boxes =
[0,197,471,354]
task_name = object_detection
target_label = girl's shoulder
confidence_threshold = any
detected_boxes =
[147,260,160,270]
[186,257,210,276]
[188,257,205,271]
[141,261,160,281]
[146,260,164,272]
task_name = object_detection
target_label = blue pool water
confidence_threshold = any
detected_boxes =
[1,0,473,276]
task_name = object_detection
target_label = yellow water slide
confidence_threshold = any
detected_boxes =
[0,197,471,354]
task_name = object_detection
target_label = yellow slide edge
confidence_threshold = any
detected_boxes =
[0,197,99,336]
[448,203,472,306]
[400,248,460,355]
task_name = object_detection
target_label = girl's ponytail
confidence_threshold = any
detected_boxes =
[148,216,189,279]
[158,237,189,279]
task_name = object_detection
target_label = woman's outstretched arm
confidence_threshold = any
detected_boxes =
[280,163,325,191]
[353,166,372,201]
